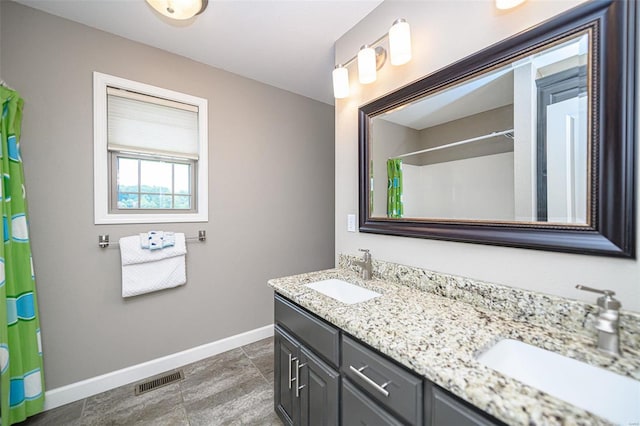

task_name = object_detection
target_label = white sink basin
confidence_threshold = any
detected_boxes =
[304,279,381,305]
[476,339,640,425]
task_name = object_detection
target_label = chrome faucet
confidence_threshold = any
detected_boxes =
[576,285,621,356]
[354,249,372,280]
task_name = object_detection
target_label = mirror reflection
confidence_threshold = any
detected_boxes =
[370,31,589,225]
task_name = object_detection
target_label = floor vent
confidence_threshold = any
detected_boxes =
[135,370,184,396]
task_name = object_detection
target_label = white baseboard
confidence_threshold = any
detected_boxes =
[43,324,274,411]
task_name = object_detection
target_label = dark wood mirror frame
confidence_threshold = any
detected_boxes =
[359,0,637,258]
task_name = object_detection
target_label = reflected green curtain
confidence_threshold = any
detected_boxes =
[387,159,403,218]
[0,86,44,425]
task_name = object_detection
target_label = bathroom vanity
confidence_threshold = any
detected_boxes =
[269,256,640,426]
[274,294,499,426]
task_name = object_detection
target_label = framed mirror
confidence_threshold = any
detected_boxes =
[359,0,636,257]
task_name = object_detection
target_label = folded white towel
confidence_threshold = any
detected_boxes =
[119,233,187,298]
[121,255,186,298]
[120,233,186,266]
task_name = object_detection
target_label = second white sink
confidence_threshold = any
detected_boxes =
[304,279,381,305]
[476,338,640,425]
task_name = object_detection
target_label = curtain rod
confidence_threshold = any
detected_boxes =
[391,129,515,160]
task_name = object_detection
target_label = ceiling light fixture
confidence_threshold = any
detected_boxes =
[146,0,208,20]
[495,0,527,10]
[333,18,411,99]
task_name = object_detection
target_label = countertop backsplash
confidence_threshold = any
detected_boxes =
[338,254,640,355]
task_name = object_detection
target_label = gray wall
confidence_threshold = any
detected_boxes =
[416,105,514,165]
[335,0,640,313]
[1,1,335,389]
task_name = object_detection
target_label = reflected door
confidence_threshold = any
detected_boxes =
[536,65,588,223]
[546,96,588,223]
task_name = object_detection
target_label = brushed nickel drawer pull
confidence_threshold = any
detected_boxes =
[295,359,307,398]
[288,355,298,389]
[349,365,390,397]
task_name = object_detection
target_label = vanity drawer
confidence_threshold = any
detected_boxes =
[431,386,502,426]
[342,378,403,426]
[274,294,339,367]
[341,335,423,425]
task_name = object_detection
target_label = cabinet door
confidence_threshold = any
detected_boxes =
[275,326,299,426]
[342,379,404,426]
[299,347,339,426]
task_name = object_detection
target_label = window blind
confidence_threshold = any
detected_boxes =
[107,87,199,160]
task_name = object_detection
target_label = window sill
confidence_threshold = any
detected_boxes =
[94,212,208,225]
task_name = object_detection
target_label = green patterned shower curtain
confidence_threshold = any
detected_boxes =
[0,86,44,425]
[387,158,403,218]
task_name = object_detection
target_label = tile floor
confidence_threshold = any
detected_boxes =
[20,337,282,426]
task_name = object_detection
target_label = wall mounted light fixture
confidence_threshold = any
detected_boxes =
[358,45,387,84]
[146,0,208,20]
[495,0,527,10]
[389,19,412,65]
[357,45,377,84]
[332,65,350,99]
[333,18,412,99]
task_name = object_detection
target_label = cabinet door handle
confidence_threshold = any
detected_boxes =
[288,355,298,389]
[349,365,391,397]
[295,359,307,398]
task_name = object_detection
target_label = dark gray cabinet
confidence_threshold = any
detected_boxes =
[342,379,404,426]
[274,294,339,365]
[427,383,503,426]
[342,335,423,425]
[275,295,339,426]
[275,326,299,425]
[299,346,340,426]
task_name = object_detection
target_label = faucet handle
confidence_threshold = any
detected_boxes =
[576,285,621,310]
[576,285,615,296]
[358,248,370,254]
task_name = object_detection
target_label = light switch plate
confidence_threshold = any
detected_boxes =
[347,214,356,232]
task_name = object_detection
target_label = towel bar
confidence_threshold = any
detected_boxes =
[98,230,206,248]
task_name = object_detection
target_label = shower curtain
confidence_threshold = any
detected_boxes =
[0,86,44,425]
[387,158,403,218]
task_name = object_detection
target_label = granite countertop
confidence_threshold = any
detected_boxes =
[268,265,640,426]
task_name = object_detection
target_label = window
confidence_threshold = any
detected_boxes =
[94,72,208,224]
[112,154,194,210]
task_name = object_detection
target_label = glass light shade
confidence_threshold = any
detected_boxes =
[146,0,204,20]
[358,46,377,84]
[389,19,412,66]
[332,66,350,99]
[495,0,526,10]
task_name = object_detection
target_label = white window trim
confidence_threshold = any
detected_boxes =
[93,71,208,224]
